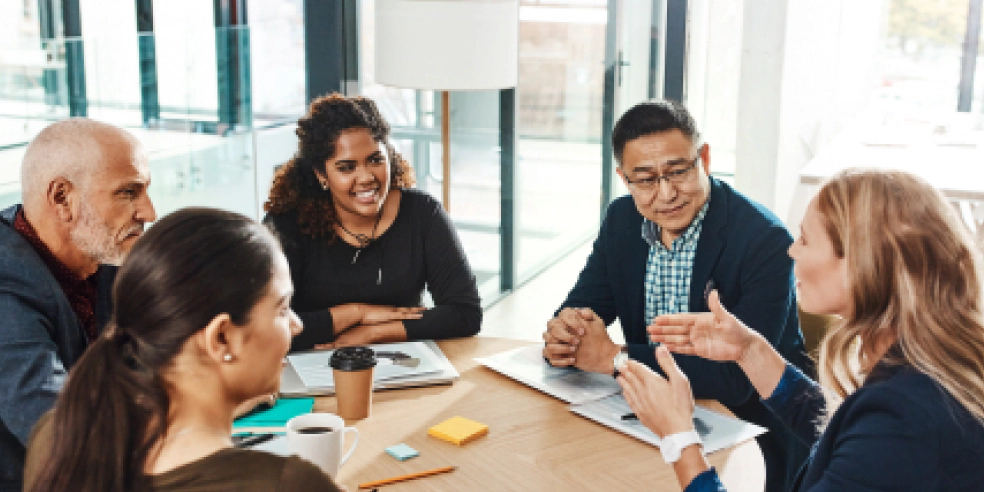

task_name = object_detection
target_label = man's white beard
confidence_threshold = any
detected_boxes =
[70,200,127,266]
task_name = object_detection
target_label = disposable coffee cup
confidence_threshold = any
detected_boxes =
[285,413,358,479]
[330,346,377,420]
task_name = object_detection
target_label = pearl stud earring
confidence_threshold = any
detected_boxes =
[223,353,233,362]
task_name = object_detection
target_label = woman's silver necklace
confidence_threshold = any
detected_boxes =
[338,213,382,264]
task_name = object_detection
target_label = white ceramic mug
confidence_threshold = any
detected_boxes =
[285,413,359,478]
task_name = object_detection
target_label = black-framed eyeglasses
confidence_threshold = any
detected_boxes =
[623,156,701,193]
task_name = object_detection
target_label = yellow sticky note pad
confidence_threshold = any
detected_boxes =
[428,416,489,446]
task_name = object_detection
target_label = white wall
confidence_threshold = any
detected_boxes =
[686,0,743,175]
[774,1,883,227]
[691,0,885,226]
[733,0,788,212]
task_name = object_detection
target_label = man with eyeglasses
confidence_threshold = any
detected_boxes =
[543,100,810,492]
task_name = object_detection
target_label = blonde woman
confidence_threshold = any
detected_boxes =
[618,169,984,491]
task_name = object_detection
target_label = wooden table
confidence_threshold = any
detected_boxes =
[316,337,763,491]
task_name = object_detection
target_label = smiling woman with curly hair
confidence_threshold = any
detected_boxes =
[263,93,481,351]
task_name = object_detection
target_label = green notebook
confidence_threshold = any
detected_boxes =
[233,397,314,428]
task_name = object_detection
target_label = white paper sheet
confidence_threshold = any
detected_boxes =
[569,394,767,454]
[287,341,443,390]
[475,344,623,405]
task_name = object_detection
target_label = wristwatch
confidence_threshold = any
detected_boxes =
[612,345,629,378]
[658,430,702,463]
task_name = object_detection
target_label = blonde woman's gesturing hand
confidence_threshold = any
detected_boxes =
[647,290,758,364]
[618,346,695,438]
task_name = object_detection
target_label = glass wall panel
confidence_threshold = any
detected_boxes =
[689,0,984,185]
[687,1,984,230]
[515,0,608,280]
[0,2,65,143]
[0,1,258,221]
[153,0,219,119]
[78,0,142,126]
[0,0,51,205]
[139,4,257,219]
[247,0,306,121]
[878,0,972,114]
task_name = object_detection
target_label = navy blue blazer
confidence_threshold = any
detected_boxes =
[796,362,984,490]
[0,205,115,490]
[560,178,810,405]
[688,358,984,491]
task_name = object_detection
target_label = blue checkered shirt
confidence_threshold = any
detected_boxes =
[642,197,711,330]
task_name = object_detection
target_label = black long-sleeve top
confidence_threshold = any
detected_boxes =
[264,189,482,351]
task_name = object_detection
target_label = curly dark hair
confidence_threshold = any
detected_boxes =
[264,93,415,238]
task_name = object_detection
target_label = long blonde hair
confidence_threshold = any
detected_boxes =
[814,169,984,423]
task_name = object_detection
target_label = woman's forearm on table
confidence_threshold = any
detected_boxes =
[328,304,362,333]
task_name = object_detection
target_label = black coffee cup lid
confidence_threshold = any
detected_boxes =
[330,346,377,371]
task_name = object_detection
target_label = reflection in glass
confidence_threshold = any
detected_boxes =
[515,1,607,278]
[0,4,259,221]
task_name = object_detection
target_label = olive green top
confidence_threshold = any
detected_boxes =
[24,412,342,491]
[148,447,342,492]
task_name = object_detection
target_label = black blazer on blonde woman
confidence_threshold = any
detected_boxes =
[688,351,984,491]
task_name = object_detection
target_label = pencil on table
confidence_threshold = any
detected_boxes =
[357,465,457,489]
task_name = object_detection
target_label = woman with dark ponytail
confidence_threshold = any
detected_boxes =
[22,208,342,491]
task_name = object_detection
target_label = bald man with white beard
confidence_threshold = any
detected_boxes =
[0,119,155,491]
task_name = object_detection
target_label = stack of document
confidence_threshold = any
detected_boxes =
[475,344,622,404]
[570,394,765,454]
[280,341,459,397]
[477,345,765,454]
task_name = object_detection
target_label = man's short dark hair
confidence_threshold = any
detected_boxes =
[612,100,701,165]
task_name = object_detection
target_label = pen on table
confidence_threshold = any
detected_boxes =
[621,413,638,421]
[358,465,457,489]
[232,433,277,448]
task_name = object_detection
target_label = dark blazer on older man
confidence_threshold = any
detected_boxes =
[559,177,811,492]
[0,205,115,492]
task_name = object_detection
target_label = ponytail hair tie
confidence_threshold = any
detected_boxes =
[112,327,146,371]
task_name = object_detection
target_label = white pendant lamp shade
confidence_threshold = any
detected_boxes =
[374,0,519,91]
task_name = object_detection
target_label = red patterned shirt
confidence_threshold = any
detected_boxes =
[13,209,99,340]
